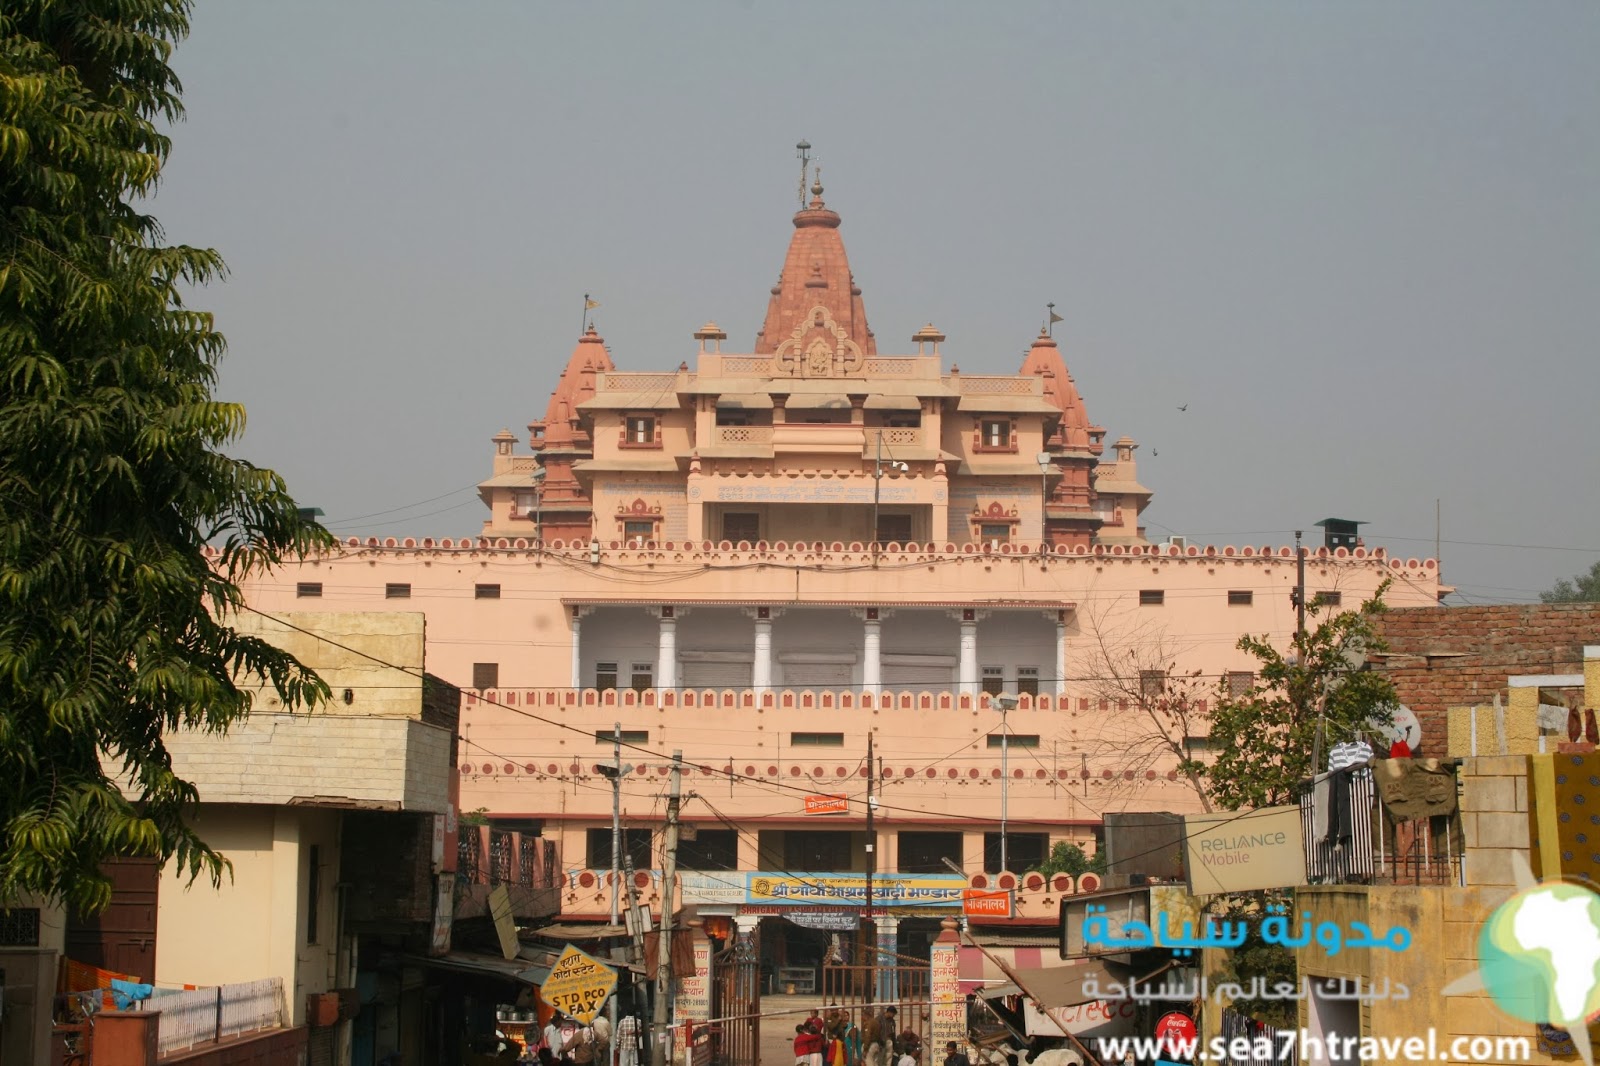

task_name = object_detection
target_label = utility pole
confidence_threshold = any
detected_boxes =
[609,723,623,1058]
[864,730,875,998]
[1294,529,1306,638]
[598,728,634,1055]
[651,752,682,1066]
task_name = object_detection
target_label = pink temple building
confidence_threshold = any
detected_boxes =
[241,176,1444,964]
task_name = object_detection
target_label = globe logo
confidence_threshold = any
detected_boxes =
[1478,881,1600,1026]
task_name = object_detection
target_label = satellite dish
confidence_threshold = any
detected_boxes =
[1368,703,1421,749]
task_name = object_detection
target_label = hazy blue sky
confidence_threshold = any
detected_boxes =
[155,1,1599,604]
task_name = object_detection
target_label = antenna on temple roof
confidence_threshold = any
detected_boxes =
[796,141,812,208]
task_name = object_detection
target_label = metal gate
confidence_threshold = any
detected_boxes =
[822,951,932,1058]
[712,928,761,1066]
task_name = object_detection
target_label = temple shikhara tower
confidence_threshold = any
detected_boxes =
[479,175,1150,551]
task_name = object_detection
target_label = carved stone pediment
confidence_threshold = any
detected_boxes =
[772,305,863,377]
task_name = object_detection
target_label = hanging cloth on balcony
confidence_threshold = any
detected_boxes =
[1326,768,1356,846]
[1372,758,1458,822]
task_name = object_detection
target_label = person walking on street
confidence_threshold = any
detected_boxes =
[616,1014,640,1066]
[861,1008,882,1066]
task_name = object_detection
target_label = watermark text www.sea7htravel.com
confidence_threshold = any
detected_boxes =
[1096,1030,1532,1063]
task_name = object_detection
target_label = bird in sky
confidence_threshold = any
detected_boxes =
[1152,449,1159,457]
[1177,404,1188,412]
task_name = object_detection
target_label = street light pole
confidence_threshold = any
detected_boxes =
[532,464,547,545]
[995,694,1019,873]
[1036,452,1052,548]
[598,728,634,1057]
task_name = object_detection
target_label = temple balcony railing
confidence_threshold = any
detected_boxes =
[464,687,1071,713]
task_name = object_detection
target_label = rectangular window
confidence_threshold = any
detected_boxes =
[1227,671,1254,698]
[1317,591,1344,608]
[1228,590,1253,606]
[306,844,321,945]
[677,828,739,871]
[624,521,653,543]
[586,827,654,871]
[385,583,411,599]
[0,907,41,946]
[625,416,656,446]
[981,666,1005,696]
[875,513,913,544]
[782,829,857,872]
[979,419,1011,449]
[1139,589,1165,606]
[472,663,499,689]
[630,662,654,693]
[722,512,760,544]
[980,523,1011,544]
[594,729,648,745]
[791,732,845,746]
[475,583,501,600]
[1140,670,1167,698]
[897,831,963,874]
[296,582,322,598]
[983,831,1047,874]
[886,413,921,428]
[1017,666,1040,695]
[986,733,1040,748]
[595,662,619,692]
[715,410,750,427]
[1185,735,1216,756]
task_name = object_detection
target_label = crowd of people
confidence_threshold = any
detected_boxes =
[507,1009,642,1066]
[792,1005,972,1066]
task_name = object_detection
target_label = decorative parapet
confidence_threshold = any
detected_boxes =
[210,538,1424,566]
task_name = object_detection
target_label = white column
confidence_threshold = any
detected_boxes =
[657,610,678,693]
[958,620,979,696]
[571,615,583,691]
[753,617,773,695]
[1055,619,1068,696]
[863,617,882,693]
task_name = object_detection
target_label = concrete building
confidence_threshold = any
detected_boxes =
[239,178,1444,967]
[152,611,558,1065]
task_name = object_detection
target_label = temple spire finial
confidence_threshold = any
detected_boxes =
[811,165,823,204]
[796,140,812,208]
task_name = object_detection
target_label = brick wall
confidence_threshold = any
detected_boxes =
[342,811,433,926]
[1376,603,1600,755]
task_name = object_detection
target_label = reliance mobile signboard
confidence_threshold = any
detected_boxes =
[1182,805,1307,895]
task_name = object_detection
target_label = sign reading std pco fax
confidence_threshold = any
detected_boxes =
[539,944,618,1024]
[1182,805,1306,895]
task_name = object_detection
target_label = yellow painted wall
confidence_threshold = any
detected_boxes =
[155,805,341,1025]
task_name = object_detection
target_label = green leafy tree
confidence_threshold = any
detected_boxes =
[1204,583,1397,811]
[1,2,330,911]
[1033,840,1106,878]
[1541,561,1600,604]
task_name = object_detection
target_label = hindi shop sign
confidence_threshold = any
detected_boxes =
[804,794,850,815]
[1182,805,1307,895]
[962,888,1013,919]
[540,944,619,1024]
